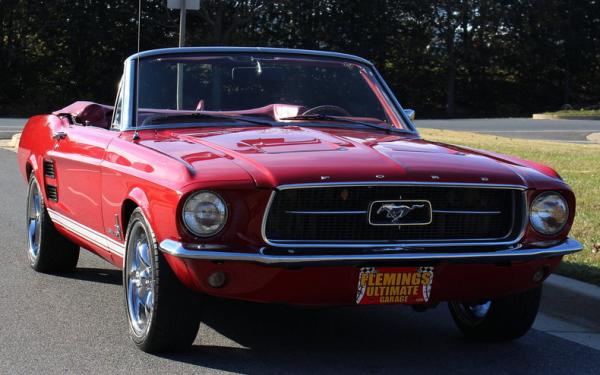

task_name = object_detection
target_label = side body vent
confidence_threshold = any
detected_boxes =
[46,185,58,202]
[43,160,56,178]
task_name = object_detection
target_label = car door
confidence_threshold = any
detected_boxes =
[47,113,119,250]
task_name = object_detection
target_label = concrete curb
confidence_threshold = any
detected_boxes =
[587,132,600,143]
[0,132,19,152]
[541,274,600,330]
[9,133,20,147]
[532,113,600,120]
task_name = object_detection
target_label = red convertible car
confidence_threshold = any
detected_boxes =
[18,47,581,352]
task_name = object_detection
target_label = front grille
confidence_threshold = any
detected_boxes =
[46,185,58,202]
[264,185,525,244]
[43,160,55,178]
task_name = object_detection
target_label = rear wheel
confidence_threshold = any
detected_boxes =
[124,208,202,353]
[448,286,542,341]
[27,174,79,273]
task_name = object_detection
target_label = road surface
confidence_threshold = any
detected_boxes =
[0,118,25,139]
[416,118,600,143]
[1,149,599,374]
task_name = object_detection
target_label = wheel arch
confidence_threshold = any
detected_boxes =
[25,162,33,181]
[121,187,152,235]
[121,199,139,234]
[25,154,39,181]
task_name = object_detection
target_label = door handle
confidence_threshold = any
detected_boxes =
[52,131,67,140]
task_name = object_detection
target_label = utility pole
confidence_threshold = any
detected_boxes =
[167,0,200,109]
[178,0,187,47]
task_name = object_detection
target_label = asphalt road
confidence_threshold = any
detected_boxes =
[416,117,600,143]
[0,118,25,139]
[1,149,600,374]
[3,117,600,142]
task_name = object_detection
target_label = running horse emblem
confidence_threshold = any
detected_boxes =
[376,203,425,223]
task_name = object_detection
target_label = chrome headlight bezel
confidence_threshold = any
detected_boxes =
[181,190,228,238]
[529,191,569,236]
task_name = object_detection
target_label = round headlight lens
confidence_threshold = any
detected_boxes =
[182,191,227,237]
[529,192,569,235]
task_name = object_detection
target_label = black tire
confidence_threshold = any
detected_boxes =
[448,286,542,341]
[123,208,202,353]
[26,174,79,273]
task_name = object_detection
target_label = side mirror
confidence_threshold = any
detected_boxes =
[404,109,416,121]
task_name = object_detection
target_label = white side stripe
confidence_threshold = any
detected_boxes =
[47,209,125,256]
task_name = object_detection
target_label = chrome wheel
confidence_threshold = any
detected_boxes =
[126,223,155,336]
[451,300,492,325]
[27,180,42,263]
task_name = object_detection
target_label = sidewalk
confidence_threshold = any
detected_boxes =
[537,274,600,350]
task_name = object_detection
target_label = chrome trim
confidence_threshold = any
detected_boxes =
[286,210,367,215]
[275,182,528,190]
[181,190,228,237]
[158,238,582,265]
[47,209,125,256]
[432,210,501,215]
[126,47,375,67]
[529,191,570,235]
[260,183,529,248]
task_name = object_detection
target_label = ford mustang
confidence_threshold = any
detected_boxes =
[17,47,582,353]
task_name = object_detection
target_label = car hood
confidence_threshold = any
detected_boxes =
[139,126,551,188]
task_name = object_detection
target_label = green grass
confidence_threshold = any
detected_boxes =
[420,128,600,285]
[543,109,600,117]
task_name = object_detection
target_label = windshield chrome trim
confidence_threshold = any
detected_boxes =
[126,47,375,66]
[260,182,528,248]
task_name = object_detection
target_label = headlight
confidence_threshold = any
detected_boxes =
[529,192,569,235]
[182,191,227,237]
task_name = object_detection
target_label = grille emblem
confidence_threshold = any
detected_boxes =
[369,200,432,226]
[377,203,425,223]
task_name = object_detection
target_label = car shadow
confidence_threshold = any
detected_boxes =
[55,267,122,286]
[155,297,545,374]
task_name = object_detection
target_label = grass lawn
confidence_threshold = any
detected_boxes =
[420,128,600,285]
[543,109,600,117]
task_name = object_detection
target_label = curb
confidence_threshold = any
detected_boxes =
[587,132,600,143]
[9,133,21,147]
[0,132,20,152]
[541,274,600,330]
[532,113,600,120]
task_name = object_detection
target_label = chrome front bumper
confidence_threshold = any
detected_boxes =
[159,238,583,266]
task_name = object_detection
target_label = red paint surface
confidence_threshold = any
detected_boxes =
[169,255,561,305]
[17,106,576,305]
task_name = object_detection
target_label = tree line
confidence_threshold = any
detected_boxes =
[1,0,599,118]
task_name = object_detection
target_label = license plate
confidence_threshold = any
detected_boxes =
[356,267,434,305]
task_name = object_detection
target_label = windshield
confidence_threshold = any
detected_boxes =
[135,54,407,129]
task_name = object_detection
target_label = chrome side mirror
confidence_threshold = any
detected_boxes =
[404,109,415,121]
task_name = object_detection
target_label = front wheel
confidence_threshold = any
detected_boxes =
[448,286,542,341]
[124,208,202,353]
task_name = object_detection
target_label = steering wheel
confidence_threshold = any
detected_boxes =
[301,105,351,116]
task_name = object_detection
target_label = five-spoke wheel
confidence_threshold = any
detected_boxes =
[124,207,202,353]
[126,222,155,337]
[27,181,43,263]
